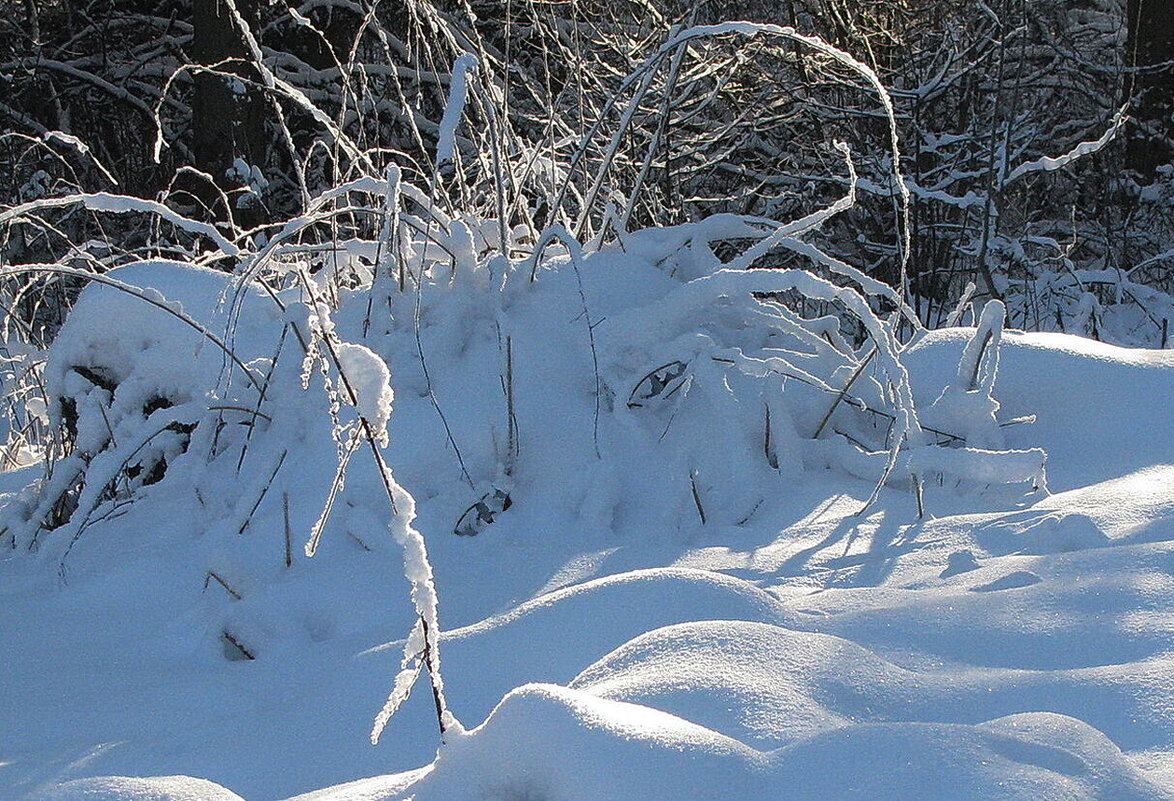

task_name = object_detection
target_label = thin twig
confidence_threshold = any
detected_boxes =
[238,449,288,535]
[689,469,707,525]
[205,571,243,600]
[222,631,255,660]
[812,347,877,440]
[282,491,292,568]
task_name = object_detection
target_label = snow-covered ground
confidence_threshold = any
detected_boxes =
[3,236,1174,800]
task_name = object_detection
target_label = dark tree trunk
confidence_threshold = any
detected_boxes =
[1125,0,1174,181]
[189,0,267,225]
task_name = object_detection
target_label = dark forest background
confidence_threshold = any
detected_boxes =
[2,0,1172,341]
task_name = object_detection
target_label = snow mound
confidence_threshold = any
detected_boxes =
[306,684,1169,801]
[570,619,912,748]
[349,682,773,801]
[44,260,274,418]
[906,329,1174,491]
[33,775,243,801]
[425,567,791,723]
[568,615,1174,760]
[770,713,1170,800]
[972,511,1110,555]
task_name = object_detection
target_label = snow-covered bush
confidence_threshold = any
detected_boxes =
[0,19,1058,757]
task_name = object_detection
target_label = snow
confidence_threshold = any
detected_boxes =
[334,343,392,445]
[905,328,1174,491]
[3,223,1174,801]
[38,776,244,801]
[434,54,478,168]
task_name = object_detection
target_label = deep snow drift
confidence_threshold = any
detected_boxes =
[3,237,1174,800]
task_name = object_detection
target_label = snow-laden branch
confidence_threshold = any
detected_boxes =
[603,266,924,513]
[0,193,240,257]
[726,141,857,270]
[552,21,912,294]
[19,58,158,121]
[43,131,119,186]
[1004,106,1127,184]
[653,22,913,292]
[436,54,479,168]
